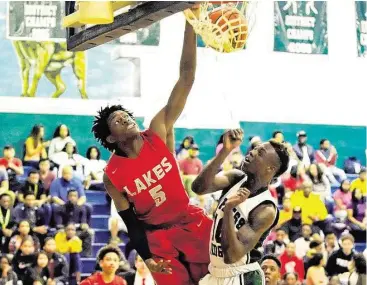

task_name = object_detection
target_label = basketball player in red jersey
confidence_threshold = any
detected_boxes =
[91,11,212,285]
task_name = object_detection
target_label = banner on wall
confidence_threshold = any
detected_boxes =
[356,1,367,57]
[274,1,328,54]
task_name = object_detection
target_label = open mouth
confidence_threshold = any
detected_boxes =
[243,156,250,164]
[127,123,136,130]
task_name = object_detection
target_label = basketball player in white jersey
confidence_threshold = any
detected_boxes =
[192,129,290,285]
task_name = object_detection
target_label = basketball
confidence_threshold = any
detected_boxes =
[208,6,248,51]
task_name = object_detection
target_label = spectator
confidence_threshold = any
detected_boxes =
[294,224,313,259]
[304,240,326,274]
[12,236,37,282]
[305,253,328,285]
[0,145,24,193]
[282,164,307,193]
[0,255,17,285]
[43,237,68,285]
[282,272,299,285]
[81,246,127,285]
[9,220,40,255]
[306,164,331,203]
[179,144,203,197]
[324,232,340,260]
[50,166,92,226]
[84,146,106,191]
[345,253,366,285]
[245,136,262,155]
[23,124,49,169]
[292,131,314,167]
[284,143,300,173]
[279,242,305,281]
[290,181,329,232]
[350,168,366,196]
[328,275,340,285]
[23,251,50,285]
[281,206,303,242]
[0,167,15,205]
[48,124,76,161]
[176,136,194,160]
[333,180,352,222]
[18,170,48,209]
[38,159,56,193]
[109,201,127,244]
[0,193,16,254]
[264,228,287,257]
[347,189,366,242]
[272,130,284,144]
[315,139,347,184]
[260,255,281,285]
[55,223,82,284]
[344,157,362,175]
[326,234,355,276]
[277,197,293,228]
[216,133,242,171]
[125,255,154,285]
[52,143,87,181]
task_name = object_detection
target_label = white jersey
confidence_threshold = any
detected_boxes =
[208,176,278,277]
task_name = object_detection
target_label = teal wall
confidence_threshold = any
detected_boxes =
[0,113,365,168]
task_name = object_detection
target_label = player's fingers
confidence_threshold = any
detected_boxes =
[230,130,236,139]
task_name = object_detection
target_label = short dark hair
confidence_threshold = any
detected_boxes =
[53,124,70,138]
[261,254,281,269]
[353,253,367,274]
[28,170,39,177]
[272,130,283,138]
[67,189,78,196]
[44,237,55,245]
[24,191,35,199]
[283,272,298,281]
[3,145,13,150]
[86,146,101,160]
[269,140,290,177]
[309,240,322,249]
[320,139,329,145]
[0,193,11,200]
[341,233,355,244]
[97,245,123,262]
[92,105,135,152]
[308,253,324,267]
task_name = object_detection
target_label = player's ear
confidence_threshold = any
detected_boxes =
[106,135,116,144]
[266,165,276,173]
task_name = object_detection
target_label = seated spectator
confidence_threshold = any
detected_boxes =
[326,234,355,277]
[9,220,40,255]
[350,167,366,196]
[341,253,366,285]
[290,181,329,233]
[295,224,313,259]
[109,201,127,244]
[50,166,93,226]
[305,253,328,285]
[260,255,281,285]
[43,237,68,285]
[284,143,300,173]
[0,167,16,205]
[13,193,48,245]
[12,236,37,282]
[48,124,76,162]
[344,157,362,175]
[306,163,332,202]
[176,136,194,160]
[245,136,262,155]
[282,164,307,193]
[52,143,87,181]
[55,223,82,284]
[0,193,16,254]
[0,145,24,192]
[315,139,347,184]
[292,131,314,168]
[347,189,366,242]
[23,251,50,285]
[38,159,56,194]
[179,144,203,197]
[23,125,49,169]
[216,133,242,171]
[272,130,285,144]
[333,180,352,222]
[281,206,303,242]
[282,272,299,285]
[324,232,340,260]
[277,197,293,228]
[125,254,154,285]
[264,228,287,257]
[279,242,304,282]
[304,240,326,273]
[0,255,18,284]
[84,146,106,191]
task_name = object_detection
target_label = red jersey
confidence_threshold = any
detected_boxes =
[105,129,190,225]
[80,272,126,285]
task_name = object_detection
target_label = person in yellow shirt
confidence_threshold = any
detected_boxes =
[290,181,328,232]
[350,168,366,196]
[277,196,293,228]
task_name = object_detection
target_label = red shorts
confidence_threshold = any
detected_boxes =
[146,205,213,285]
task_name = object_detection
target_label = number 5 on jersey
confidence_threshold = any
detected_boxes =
[149,185,166,207]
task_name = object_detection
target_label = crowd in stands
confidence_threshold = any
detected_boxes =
[0,123,365,285]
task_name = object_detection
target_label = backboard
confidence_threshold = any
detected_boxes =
[65,1,196,52]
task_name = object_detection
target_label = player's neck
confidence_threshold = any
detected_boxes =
[101,271,115,283]
[116,135,143,158]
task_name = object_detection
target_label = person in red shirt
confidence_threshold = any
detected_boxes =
[279,242,305,281]
[92,7,212,285]
[0,145,24,194]
[81,246,127,285]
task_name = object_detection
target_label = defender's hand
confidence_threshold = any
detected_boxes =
[223,129,244,153]
[145,258,172,274]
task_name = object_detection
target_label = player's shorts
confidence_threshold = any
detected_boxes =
[199,262,265,285]
[146,205,213,285]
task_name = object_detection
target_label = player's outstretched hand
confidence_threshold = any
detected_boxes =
[224,188,250,210]
[145,258,172,274]
[223,128,244,153]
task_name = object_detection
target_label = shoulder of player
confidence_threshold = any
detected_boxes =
[248,202,277,229]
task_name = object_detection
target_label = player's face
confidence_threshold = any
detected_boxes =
[100,252,120,274]
[261,260,280,285]
[107,111,139,142]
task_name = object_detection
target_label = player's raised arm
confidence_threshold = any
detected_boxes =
[192,129,244,195]
[221,192,277,264]
[149,15,197,142]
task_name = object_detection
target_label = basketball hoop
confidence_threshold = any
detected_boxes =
[184,1,257,53]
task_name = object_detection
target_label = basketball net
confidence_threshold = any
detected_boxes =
[184,1,257,53]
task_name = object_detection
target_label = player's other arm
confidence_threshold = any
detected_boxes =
[149,19,197,143]
[222,199,276,264]
[192,129,244,195]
